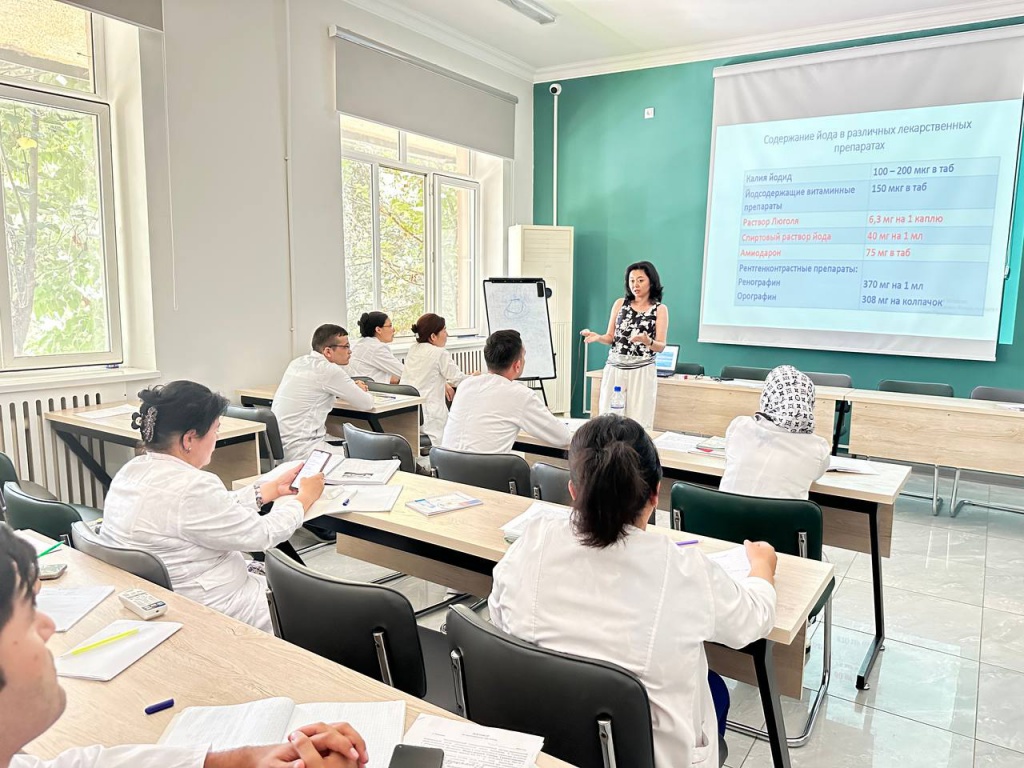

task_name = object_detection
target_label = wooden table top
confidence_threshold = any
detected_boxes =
[844,388,1024,416]
[269,472,834,647]
[21,532,572,768]
[44,402,264,442]
[583,370,852,401]
[238,385,424,415]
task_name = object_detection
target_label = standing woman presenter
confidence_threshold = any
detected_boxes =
[583,261,669,429]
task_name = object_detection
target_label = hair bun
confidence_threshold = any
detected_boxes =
[359,312,369,322]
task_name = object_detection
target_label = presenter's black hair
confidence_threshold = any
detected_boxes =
[136,380,228,452]
[0,523,39,678]
[411,313,446,344]
[484,330,524,372]
[623,261,664,303]
[358,311,390,339]
[569,415,662,548]
[311,324,347,352]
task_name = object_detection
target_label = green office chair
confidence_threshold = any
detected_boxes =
[4,483,91,545]
[719,365,770,381]
[676,362,705,376]
[670,482,833,748]
[0,450,103,524]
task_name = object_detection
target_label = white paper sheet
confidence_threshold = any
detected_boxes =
[288,701,406,766]
[56,619,182,681]
[707,546,752,581]
[653,432,705,453]
[500,501,571,542]
[77,404,137,419]
[14,532,61,557]
[561,418,590,433]
[312,484,402,517]
[724,379,765,389]
[326,458,401,485]
[827,456,879,474]
[403,714,543,768]
[37,585,114,632]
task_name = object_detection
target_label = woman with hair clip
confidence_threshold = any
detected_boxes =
[399,312,470,445]
[582,260,669,429]
[100,381,326,632]
[720,365,831,500]
[348,311,403,384]
[490,415,779,767]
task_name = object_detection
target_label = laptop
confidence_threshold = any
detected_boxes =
[655,344,680,378]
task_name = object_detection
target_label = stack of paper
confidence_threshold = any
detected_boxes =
[56,619,182,681]
[325,458,401,486]
[161,698,406,765]
[403,714,544,768]
[77,403,137,420]
[406,492,482,516]
[38,586,114,632]
[707,546,752,581]
[827,456,879,474]
[500,501,571,542]
[313,484,403,515]
[653,432,705,453]
[692,436,726,457]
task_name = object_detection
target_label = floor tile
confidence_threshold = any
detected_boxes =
[984,536,1024,572]
[741,695,975,768]
[845,550,985,606]
[822,545,857,578]
[981,609,1024,675]
[894,493,989,535]
[889,521,988,565]
[973,740,1024,767]
[724,679,769,729]
[832,578,982,660]
[976,665,1024,753]
[985,508,1024,542]
[984,572,1024,617]
[723,732,755,768]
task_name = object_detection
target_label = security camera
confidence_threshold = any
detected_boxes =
[549,83,562,95]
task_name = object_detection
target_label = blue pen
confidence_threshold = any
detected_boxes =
[675,539,700,547]
[342,497,352,507]
[144,698,175,715]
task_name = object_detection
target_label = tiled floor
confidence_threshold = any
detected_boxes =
[292,466,1024,767]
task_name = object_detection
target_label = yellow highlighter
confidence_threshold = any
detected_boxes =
[70,628,139,656]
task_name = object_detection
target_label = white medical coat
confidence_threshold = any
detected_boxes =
[12,745,206,768]
[399,343,467,445]
[271,351,375,461]
[490,516,777,768]
[720,416,831,500]
[348,337,404,384]
[440,373,570,454]
[100,453,304,632]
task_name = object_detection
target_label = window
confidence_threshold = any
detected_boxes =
[341,115,481,335]
[0,0,121,371]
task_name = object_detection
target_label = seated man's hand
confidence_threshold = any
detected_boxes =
[355,381,370,392]
[208,722,368,768]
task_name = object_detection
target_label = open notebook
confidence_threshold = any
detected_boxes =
[161,697,405,765]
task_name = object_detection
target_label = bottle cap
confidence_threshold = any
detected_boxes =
[613,386,621,392]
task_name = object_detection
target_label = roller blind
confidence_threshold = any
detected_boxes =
[332,27,517,159]
[59,0,163,31]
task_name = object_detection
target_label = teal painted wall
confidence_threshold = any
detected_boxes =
[535,19,1024,415]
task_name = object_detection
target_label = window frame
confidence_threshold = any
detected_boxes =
[341,123,482,336]
[0,78,122,371]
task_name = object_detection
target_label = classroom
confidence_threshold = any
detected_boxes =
[1,1,1023,767]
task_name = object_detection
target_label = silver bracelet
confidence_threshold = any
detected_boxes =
[254,483,265,510]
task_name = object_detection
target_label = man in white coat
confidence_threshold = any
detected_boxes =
[441,330,571,454]
[272,324,375,462]
[0,524,368,768]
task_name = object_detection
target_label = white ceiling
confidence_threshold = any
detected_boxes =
[346,0,1024,81]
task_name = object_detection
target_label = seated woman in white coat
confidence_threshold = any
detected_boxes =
[100,381,326,633]
[399,313,469,445]
[490,415,779,768]
[720,365,831,500]
[348,311,403,384]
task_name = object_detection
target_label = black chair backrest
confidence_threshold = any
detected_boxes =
[70,522,173,589]
[264,549,427,696]
[0,451,18,487]
[878,380,954,398]
[3,483,82,543]
[446,605,656,768]
[367,382,420,397]
[531,463,572,506]
[676,362,705,376]
[720,365,770,381]
[342,423,416,473]
[670,481,823,559]
[805,371,852,388]
[224,404,284,462]
[971,385,1024,404]
[430,447,531,497]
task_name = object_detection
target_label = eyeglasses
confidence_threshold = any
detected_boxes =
[327,343,351,350]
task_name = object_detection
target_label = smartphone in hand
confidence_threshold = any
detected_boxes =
[290,449,332,492]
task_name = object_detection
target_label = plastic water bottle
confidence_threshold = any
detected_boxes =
[609,385,626,417]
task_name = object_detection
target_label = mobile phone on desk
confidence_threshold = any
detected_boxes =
[290,449,332,492]
[39,563,67,580]
[388,745,444,768]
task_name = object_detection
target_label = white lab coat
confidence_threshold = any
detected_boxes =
[440,373,571,454]
[490,516,777,768]
[348,336,403,384]
[12,745,207,768]
[271,351,375,461]
[100,452,304,633]
[720,416,831,500]
[399,343,467,445]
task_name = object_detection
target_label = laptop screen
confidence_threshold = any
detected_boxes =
[654,344,679,372]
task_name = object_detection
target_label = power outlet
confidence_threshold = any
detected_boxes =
[644,107,655,119]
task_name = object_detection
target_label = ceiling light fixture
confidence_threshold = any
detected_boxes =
[494,0,558,25]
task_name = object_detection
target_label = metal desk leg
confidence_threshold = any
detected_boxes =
[55,431,113,489]
[753,639,792,768]
[367,415,385,434]
[857,506,885,689]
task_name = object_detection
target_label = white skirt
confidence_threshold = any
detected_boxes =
[597,363,658,429]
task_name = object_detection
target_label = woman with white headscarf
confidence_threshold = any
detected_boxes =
[719,365,831,500]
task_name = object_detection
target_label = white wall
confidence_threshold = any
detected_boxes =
[138,0,534,396]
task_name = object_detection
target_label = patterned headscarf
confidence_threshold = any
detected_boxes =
[757,365,816,434]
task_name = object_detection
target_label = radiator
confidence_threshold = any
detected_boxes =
[448,346,485,374]
[0,381,135,508]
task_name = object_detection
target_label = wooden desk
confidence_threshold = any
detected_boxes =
[515,429,908,694]
[586,370,848,445]
[846,388,1024,514]
[238,385,422,454]
[22,532,571,768]
[44,404,264,489]
[286,471,833,768]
